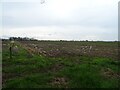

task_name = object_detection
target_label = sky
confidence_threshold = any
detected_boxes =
[1,0,119,41]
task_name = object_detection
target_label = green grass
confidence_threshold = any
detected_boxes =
[4,73,53,88]
[59,61,119,88]
[2,41,119,88]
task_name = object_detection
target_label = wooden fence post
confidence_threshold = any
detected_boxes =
[9,46,12,59]
[9,40,15,59]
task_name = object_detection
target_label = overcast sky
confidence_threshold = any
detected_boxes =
[1,0,119,41]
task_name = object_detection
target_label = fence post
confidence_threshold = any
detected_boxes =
[9,40,15,59]
[9,46,12,59]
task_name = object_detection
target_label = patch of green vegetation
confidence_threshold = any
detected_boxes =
[3,73,53,88]
[91,57,119,73]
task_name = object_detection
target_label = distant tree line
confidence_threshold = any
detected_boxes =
[2,37,38,41]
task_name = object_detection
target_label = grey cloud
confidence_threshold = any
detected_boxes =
[2,1,118,41]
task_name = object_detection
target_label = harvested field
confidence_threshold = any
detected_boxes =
[19,41,118,59]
